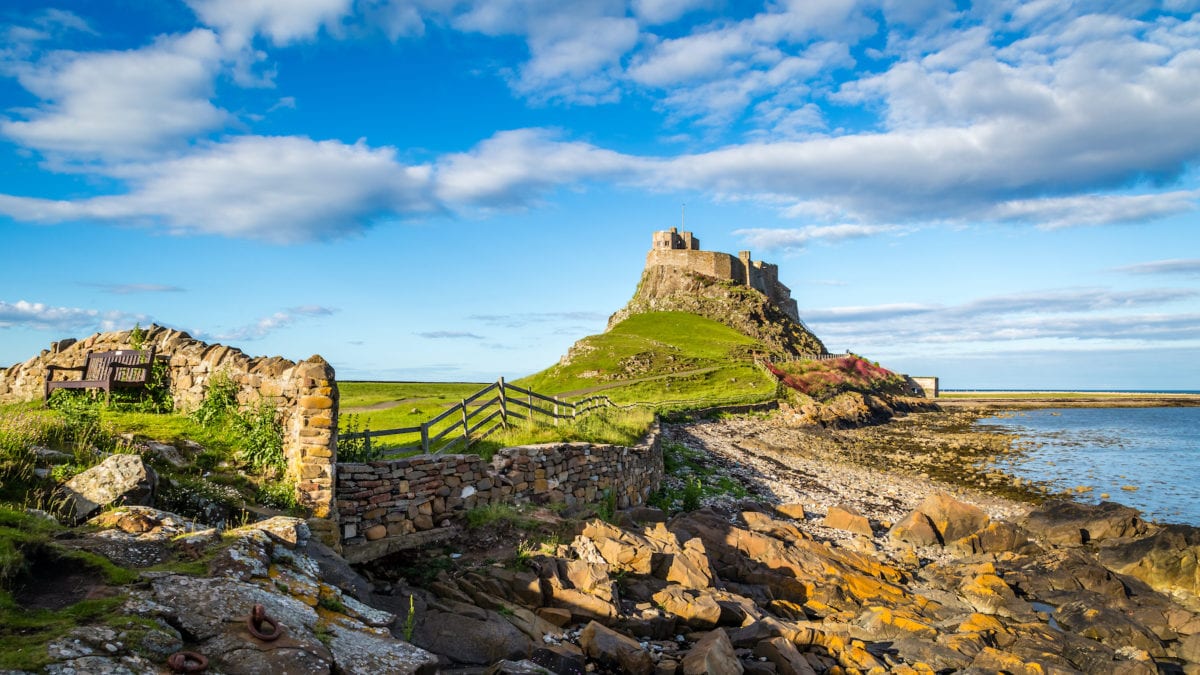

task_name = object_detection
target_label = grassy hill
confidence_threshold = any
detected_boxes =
[516,311,777,406]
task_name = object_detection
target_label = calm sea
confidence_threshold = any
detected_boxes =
[975,407,1200,526]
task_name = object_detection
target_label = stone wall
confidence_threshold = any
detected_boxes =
[336,424,663,556]
[0,325,339,543]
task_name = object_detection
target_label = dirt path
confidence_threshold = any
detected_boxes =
[556,366,721,397]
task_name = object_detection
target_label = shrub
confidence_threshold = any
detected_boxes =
[338,414,378,462]
[231,402,285,476]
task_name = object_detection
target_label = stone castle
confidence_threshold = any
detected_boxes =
[646,227,801,322]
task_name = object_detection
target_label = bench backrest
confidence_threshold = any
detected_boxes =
[84,349,154,383]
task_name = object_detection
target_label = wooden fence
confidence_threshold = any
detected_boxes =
[339,376,785,458]
[341,378,616,457]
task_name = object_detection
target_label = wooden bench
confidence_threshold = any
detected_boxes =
[44,347,156,404]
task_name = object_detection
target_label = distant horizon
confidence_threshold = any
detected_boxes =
[1,2,1198,390]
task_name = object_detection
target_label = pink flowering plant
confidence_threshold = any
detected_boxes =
[766,355,906,401]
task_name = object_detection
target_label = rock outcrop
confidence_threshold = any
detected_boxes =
[375,493,1200,673]
[41,507,438,674]
[60,453,157,523]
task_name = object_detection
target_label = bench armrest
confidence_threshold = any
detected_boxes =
[46,364,85,373]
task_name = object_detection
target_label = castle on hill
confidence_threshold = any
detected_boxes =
[647,227,801,323]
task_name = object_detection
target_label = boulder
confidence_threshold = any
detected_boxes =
[579,620,654,675]
[821,505,872,536]
[1099,524,1200,607]
[888,510,942,547]
[60,453,157,522]
[412,605,531,665]
[1022,500,1148,547]
[774,503,808,520]
[952,521,1038,556]
[914,492,990,543]
[753,636,816,675]
[742,510,808,541]
[654,587,723,630]
[531,644,586,675]
[1054,600,1167,658]
[681,629,743,675]
[663,537,717,589]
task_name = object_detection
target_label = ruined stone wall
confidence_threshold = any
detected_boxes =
[0,325,339,544]
[336,425,663,551]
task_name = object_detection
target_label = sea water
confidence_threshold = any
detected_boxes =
[975,407,1200,526]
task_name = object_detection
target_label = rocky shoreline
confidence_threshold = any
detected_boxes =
[14,404,1200,674]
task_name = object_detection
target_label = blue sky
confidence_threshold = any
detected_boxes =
[1,0,1199,390]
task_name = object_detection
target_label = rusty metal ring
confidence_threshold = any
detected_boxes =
[246,603,282,641]
[167,651,208,672]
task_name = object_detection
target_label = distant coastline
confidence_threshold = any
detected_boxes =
[938,390,1200,408]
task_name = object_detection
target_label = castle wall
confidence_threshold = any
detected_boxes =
[645,248,744,283]
[645,230,802,324]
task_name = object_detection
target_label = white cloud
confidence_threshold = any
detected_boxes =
[433,128,640,207]
[1116,259,1200,276]
[450,0,638,103]
[990,191,1200,228]
[806,289,1200,348]
[186,0,354,47]
[82,283,185,295]
[0,300,142,333]
[0,135,436,242]
[199,305,336,342]
[632,0,715,25]
[734,224,902,250]
[1,30,229,160]
[416,330,485,339]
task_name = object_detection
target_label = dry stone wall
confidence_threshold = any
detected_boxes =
[0,325,339,545]
[336,425,663,553]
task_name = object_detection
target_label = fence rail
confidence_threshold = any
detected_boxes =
[341,377,618,457]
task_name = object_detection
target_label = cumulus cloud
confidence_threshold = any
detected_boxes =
[186,0,354,47]
[0,300,143,333]
[0,135,437,242]
[433,128,640,208]
[200,305,336,342]
[1,29,229,160]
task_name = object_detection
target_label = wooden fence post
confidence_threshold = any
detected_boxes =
[461,399,470,446]
[421,423,429,454]
[498,377,508,429]
[553,398,559,426]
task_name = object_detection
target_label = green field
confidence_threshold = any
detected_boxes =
[516,311,775,405]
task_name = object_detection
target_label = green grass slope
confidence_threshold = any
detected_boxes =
[516,311,776,406]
